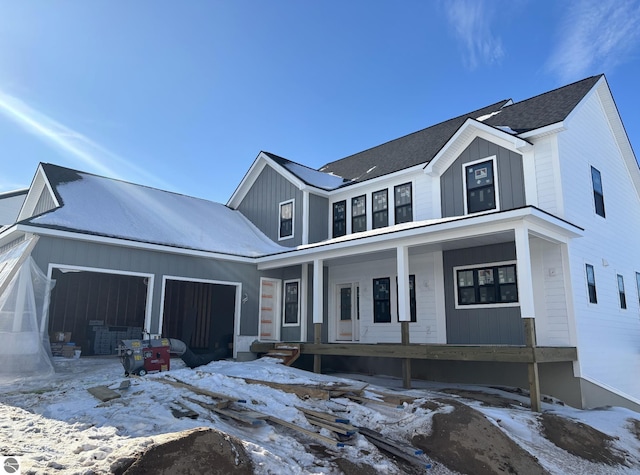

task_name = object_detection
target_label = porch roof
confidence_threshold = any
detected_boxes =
[257,206,583,269]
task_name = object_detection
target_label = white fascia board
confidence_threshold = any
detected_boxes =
[17,164,60,221]
[0,225,21,247]
[517,122,566,140]
[328,164,426,201]
[16,224,256,264]
[425,119,531,177]
[257,207,582,269]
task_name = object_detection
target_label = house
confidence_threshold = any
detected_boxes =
[1,74,639,411]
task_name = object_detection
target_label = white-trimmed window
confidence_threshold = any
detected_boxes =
[332,200,347,238]
[352,195,366,233]
[636,272,640,307]
[591,166,605,218]
[372,189,388,229]
[464,156,498,214]
[454,261,518,309]
[283,279,300,326]
[586,264,597,304]
[279,199,294,240]
[617,274,626,310]
[394,183,412,224]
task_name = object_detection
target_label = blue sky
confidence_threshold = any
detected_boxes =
[1,0,639,204]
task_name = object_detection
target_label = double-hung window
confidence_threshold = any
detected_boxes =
[586,264,597,304]
[372,189,388,229]
[352,195,366,233]
[333,200,346,238]
[283,280,300,325]
[279,200,294,240]
[591,166,605,218]
[455,262,518,307]
[394,183,412,224]
[617,274,627,309]
[465,159,496,213]
[373,277,391,323]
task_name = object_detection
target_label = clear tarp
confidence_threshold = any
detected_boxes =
[0,237,55,383]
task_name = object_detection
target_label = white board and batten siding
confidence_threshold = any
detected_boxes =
[327,251,441,344]
[557,88,640,403]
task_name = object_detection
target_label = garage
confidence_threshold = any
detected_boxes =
[47,267,152,355]
[161,278,237,357]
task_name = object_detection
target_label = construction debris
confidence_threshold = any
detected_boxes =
[358,426,432,470]
[87,385,121,402]
[262,343,301,366]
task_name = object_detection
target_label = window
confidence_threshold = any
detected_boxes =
[636,272,640,307]
[586,264,597,304]
[617,274,626,309]
[339,286,351,321]
[372,189,388,229]
[352,195,366,233]
[279,200,294,240]
[456,263,518,306]
[465,159,496,213]
[333,200,346,238]
[591,166,605,218]
[394,183,412,224]
[373,277,391,323]
[396,274,417,322]
[283,280,300,325]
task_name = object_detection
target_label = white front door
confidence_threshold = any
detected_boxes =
[258,278,281,341]
[336,283,359,341]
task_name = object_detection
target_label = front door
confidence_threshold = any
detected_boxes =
[336,283,359,341]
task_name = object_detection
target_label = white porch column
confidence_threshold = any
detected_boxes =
[396,246,410,323]
[514,224,535,319]
[312,258,323,324]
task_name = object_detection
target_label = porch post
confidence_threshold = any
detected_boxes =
[313,258,323,374]
[396,246,412,388]
[514,224,541,412]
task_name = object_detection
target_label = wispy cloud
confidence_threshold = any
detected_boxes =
[443,0,505,70]
[546,0,640,82]
[0,90,172,191]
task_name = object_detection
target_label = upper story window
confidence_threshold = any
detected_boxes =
[465,158,496,214]
[283,280,300,325]
[586,264,597,304]
[617,274,626,309]
[352,195,366,233]
[591,166,605,218]
[372,189,388,229]
[333,200,346,238]
[394,183,412,224]
[279,200,294,240]
[455,262,518,308]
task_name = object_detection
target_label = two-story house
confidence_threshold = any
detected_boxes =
[1,74,638,411]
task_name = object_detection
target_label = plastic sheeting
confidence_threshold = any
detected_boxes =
[0,238,55,382]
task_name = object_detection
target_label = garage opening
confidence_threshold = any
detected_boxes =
[48,268,150,355]
[161,279,236,357]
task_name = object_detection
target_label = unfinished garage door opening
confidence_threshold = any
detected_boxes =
[160,277,238,357]
[47,266,152,355]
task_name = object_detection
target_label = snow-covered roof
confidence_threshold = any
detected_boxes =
[23,164,286,258]
[263,152,351,191]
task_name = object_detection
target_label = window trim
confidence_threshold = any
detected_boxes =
[617,274,627,310]
[394,182,413,225]
[585,263,597,304]
[636,272,640,308]
[453,260,519,309]
[372,189,389,229]
[282,279,301,327]
[591,165,606,218]
[332,200,347,238]
[396,274,417,322]
[351,195,367,233]
[373,277,392,323]
[462,155,500,215]
[278,199,295,241]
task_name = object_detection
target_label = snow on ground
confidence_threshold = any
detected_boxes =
[1,356,639,474]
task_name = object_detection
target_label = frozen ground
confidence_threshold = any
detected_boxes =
[1,356,639,474]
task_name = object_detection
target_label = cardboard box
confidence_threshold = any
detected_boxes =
[51,331,72,343]
[61,345,81,358]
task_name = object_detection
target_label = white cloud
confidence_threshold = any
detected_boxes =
[546,0,640,82]
[0,90,172,191]
[443,0,505,70]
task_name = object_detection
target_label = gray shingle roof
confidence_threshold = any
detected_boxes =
[262,152,352,190]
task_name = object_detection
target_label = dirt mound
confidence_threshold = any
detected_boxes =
[540,412,629,466]
[114,427,254,475]
[412,398,549,475]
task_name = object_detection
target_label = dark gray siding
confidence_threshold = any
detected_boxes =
[238,165,303,247]
[441,137,525,217]
[31,236,262,336]
[443,242,524,344]
[308,193,328,244]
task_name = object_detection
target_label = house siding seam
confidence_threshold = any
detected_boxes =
[558,90,640,404]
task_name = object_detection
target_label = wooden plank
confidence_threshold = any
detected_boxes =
[157,377,245,403]
[369,390,416,406]
[358,427,432,469]
[524,318,541,413]
[87,385,121,402]
[242,378,331,400]
[267,415,345,448]
[185,396,265,425]
[341,394,404,408]
[304,415,357,436]
[296,406,350,424]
